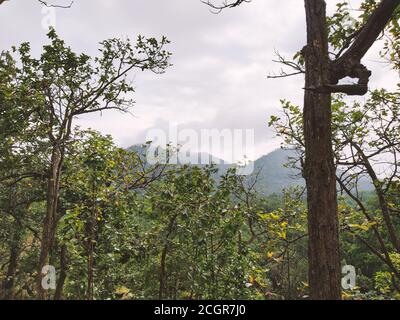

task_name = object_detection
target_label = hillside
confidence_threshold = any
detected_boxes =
[252,149,304,195]
[129,145,375,195]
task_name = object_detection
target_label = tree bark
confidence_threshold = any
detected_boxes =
[159,244,168,300]
[86,205,97,300]
[36,141,63,299]
[54,244,68,300]
[335,0,400,72]
[203,0,400,300]
[159,214,178,300]
[1,185,26,300]
[1,223,22,300]
[302,0,400,299]
[303,0,341,300]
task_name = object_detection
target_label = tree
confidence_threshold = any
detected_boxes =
[0,51,48,299]
[4,29,171,299]
[133,165,262,300]
[270,90,400,294]
[56,132,169,300]
[0,1,73,8]
[203,0,400,299]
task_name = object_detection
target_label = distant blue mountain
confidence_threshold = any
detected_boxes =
[128,145,373,195]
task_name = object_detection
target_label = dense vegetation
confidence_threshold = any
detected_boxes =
[0,1,399,300]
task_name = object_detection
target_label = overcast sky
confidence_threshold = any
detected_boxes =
[0,0,398,160]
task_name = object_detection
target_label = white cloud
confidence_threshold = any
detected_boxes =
[0,0,397,160]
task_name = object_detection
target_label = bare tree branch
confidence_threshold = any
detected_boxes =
[0,0,74,8]
[201,0,250,13]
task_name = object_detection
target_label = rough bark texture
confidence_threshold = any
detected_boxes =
[202,0,400,299]
[303,0,400,299]
[303,0,341,300]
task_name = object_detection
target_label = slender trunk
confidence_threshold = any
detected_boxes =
[1,226,22,300]
[86,180,99,300]
[36,141,63,299]
[374,185,400,252]
[54,245,68,300]
[303,0,341,300]
[159,244,168,300]
[86,248,94,300]
[338,178,400,280]
[286,247,291,299]
[1,186,22,300]
[351,143,400,252]
[86,223,95,300]
[159,214,178,299]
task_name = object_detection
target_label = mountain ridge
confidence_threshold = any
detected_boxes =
[128,144,373,195]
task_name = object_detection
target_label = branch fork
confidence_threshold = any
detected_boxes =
[305,0,400,96]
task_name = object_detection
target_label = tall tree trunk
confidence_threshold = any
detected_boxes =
[86,212,96,300]
[159,214,178,300]
[1,185,26,300]
[1,223,22,300]
[303,0,341,300]
[203,0,400,301]
[86,247,94,300]
[86,180,100,300]
[159,244,168,300]
[54,244,68,300]
[36,141,63,299]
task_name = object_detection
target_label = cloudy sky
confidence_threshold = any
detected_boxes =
[0,0,397,160]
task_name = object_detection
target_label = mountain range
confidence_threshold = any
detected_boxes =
[128,145,376,195]
[129,145,310,194]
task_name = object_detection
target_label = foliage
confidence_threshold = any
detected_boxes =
[1,1,400,301]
